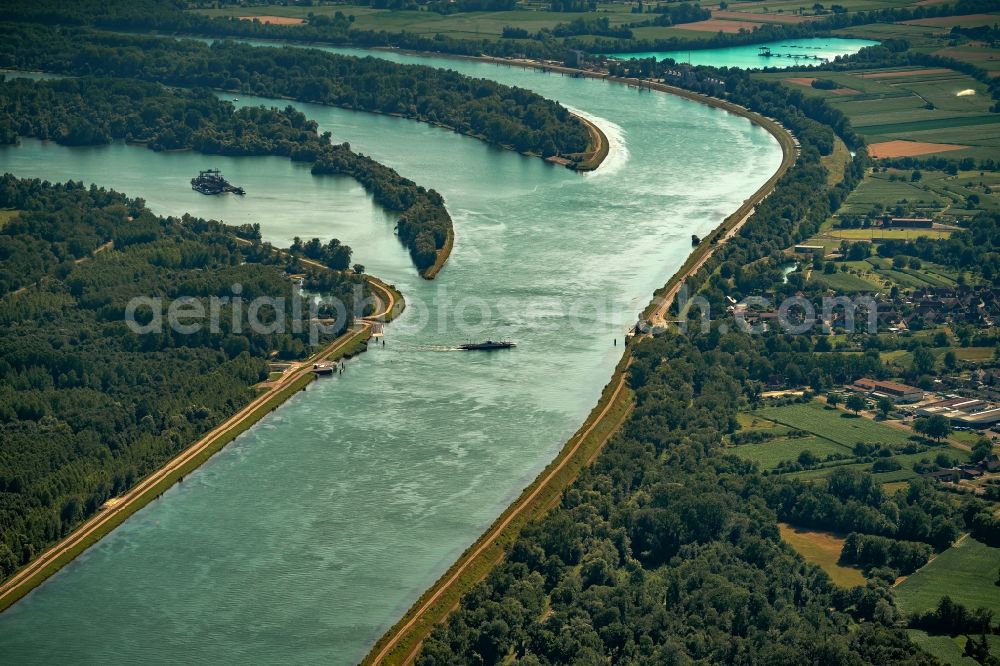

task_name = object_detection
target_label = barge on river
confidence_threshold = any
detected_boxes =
[191,169,245,196]
[459,340,516,351]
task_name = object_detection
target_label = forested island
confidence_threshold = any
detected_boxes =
[0,175,369,578]
[0,23,592,164]
[0,76,452,277]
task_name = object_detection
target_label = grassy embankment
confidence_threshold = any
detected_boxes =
[0,209,18,229]
[0,368,317,613]
[0,270,403,613]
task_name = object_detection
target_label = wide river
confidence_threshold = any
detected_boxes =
[0,46,784,663]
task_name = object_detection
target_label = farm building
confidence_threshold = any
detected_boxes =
[849,378,924,403]
[917,398,1000,429]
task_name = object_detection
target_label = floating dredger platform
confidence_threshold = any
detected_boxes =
[459,340,516,351]
[191,169,245,196]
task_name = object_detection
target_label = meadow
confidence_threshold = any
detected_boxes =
[0,209,18,230]
[195,3,639,39]
[811,269,879,292]
[731,434,851,469]
[896,536,1000,617]
[740,401,975,483]
[755,401,915,448]
[777,523,867,588]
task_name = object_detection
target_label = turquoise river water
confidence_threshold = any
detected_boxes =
[0,46,790,663]
[610,36,878,69]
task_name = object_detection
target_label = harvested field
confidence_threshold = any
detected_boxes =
[675,18,765,32]
[902,13,1000,28]
[932,48,999,63]
[868,139,969,158]
[238,15,306,25]
[713,10,819,24]
[778,523,866,588]
[861,68,953,79]
[783,77,858,94]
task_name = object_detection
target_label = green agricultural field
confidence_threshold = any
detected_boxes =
[194,3,639,39]
[629,26,717,41]
[881,268,936,288]
[755,401,915,448]
[762,63,999,160]
[731,435,851,469]
[860,115,1000,139]
[896,536,1000,617]
[736,412,784,431]
[830,168,998,221]
[834,173,950,216]
[828,228,953,240]
[954,347,995,362]
[879,343,991,371]
[933,45,1000,77]
[811,270,879,292]
[906,630,979,666]
[785,448,970,482]
[902,13,1000,29]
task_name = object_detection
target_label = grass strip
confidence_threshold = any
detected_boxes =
[0,371,316,613]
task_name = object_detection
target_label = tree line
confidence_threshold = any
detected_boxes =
[0,176,367,579]
[0,75,453,276]
[4,0,993,61]
[0,23,591,161]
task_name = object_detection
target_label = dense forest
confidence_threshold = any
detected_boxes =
[0,176,366,578]
[418,324,998,663]
[0,75,452,275]
[0,23,591,161]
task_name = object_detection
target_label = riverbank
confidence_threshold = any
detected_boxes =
[420,227,453,280]
[563,112,608,172]
[0,269,403,614]
[361,62,797,665]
